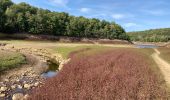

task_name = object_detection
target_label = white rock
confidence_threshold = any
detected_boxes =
[23,94,30,100]
[11,85,16,89]
[0,93,5,97]
[34,82,39,87]
[24,84,31,89]
[12,93,24,100]
[17,85,22,89]
[4,79,9,82]
[0,87,7,92]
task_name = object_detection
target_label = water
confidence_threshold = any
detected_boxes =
[42,71,58,78]
[136,44,158,48]
[42,61,59,78]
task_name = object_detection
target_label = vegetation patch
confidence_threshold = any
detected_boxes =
[0,50,26,72]
[54,45,110,58]
[128,28,170,42]
[30,49,168,99]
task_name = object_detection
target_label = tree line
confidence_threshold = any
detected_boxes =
[128,28,170,42]
[0,0,129,40]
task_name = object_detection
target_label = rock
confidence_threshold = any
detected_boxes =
[34,82,39,87]
[0,82,4,86]
[22,73,26,76]
[0,93,5,98]
[23,81,27,84]
[23,94,30,100]
[4,79,9,82]
[0,86,8,92]
[12,93,24,100]
[17,85,22,89]
[24,84,31,89]
[11,85,16,89]
[16,79,20,82]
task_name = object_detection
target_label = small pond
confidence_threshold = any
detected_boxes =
[136,44,158,48]
[42,60,59,78]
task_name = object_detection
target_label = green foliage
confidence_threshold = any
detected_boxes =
[0,0,129,40]
[128,28,170,42]
[0,0,13,31]
[0,50,26,71]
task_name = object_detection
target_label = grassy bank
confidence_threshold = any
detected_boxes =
[0,50,26,71]
[53,45,112,58]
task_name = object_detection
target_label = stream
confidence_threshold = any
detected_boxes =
[42,60,59,78]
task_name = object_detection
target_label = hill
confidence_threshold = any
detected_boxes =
[0,0,129,41]
[128,28,170,42]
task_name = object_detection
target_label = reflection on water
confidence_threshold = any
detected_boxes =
[42,71,58,78]
[42,60,59,78]
[136,44,158,48]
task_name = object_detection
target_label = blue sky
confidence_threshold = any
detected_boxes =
[12,0,170,32]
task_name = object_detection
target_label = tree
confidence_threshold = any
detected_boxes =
[0,0,13,32]
[0,0,130,41]
[5,2,37,32]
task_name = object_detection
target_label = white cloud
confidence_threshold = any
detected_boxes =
[48,0,69,7]
[111,14,125,19]
[80,8,91,13]
[124,23,137,27]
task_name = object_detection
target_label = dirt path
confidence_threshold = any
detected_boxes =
[152,48,170,85]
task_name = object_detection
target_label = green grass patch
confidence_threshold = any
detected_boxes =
[54,46,85,58]
[0,50,26,71]
[53,45,112,58]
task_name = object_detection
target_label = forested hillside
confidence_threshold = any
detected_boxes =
[128,28,170,42]
[0,0,129,40]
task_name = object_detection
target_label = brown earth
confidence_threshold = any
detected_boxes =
[0,33,131,44]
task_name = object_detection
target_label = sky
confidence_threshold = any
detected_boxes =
[12,0,170,32]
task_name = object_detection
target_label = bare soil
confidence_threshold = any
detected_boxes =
[152,49,170,85]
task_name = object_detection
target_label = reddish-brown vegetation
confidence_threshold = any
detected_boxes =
[29,49,168,100]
